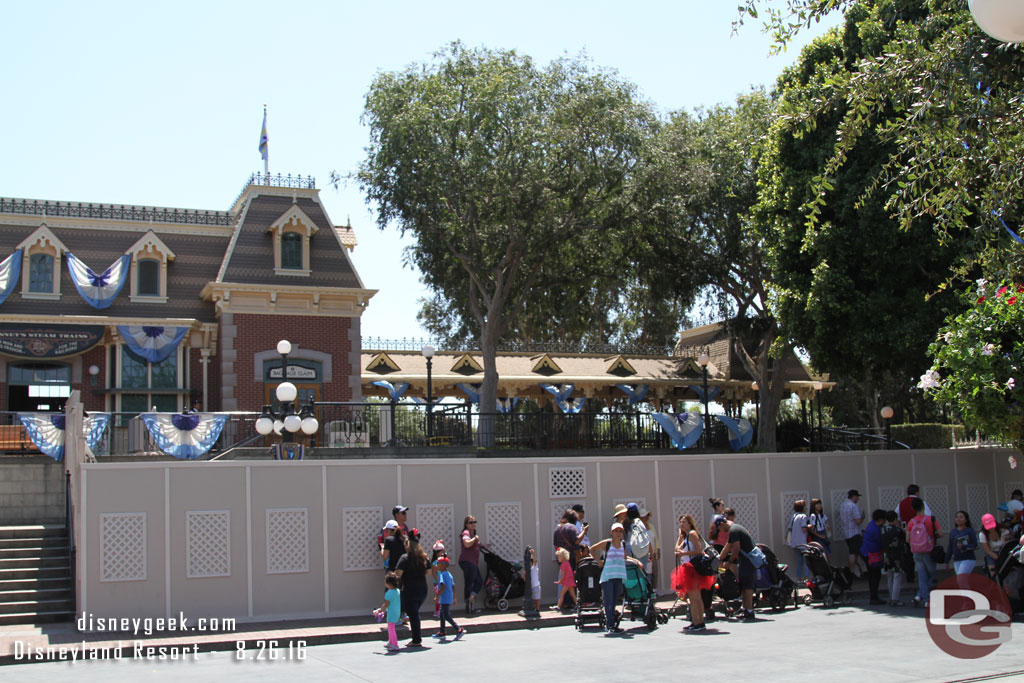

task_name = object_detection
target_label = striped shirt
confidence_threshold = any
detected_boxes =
[600,543,628,582]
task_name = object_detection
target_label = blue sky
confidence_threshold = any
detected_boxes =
[1,1,838,341]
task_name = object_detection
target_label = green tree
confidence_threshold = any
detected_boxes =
[358,43,655,444]
[756,9,962,428]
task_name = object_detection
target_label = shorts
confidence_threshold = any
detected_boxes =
[737,558,756,590]
[531,584,541,600]
[845,533,863,556]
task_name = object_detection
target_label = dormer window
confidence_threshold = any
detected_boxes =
[29,254,54,293]
[281,232,302,270]
[18,224,67,301]
[267,204,318,276]
[127,231,175,303]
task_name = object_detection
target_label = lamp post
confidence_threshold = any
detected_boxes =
[880,405,894,449]
[813,381,824,451]
[751,381,759,426]
[698,352,711,446]
[88,364,100,387]
[254,340,318,453]
[422,344,435,444]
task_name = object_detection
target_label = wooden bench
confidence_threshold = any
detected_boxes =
[0,424,39,452]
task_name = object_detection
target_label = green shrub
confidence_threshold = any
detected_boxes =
[889,423,966,449]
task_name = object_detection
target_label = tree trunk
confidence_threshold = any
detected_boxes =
[477,315,501,448]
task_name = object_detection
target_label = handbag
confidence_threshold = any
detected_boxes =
[929,516,945,563]
[690,537,718,576]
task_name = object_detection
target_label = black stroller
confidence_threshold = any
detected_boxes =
[753,543,800,612]
[574,556,608,630]
[799,541,853,608]
[995,533,1024,614]
[708,567,743,618]
[480,546,524,611]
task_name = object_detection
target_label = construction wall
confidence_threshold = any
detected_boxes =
[75,447,1022,623]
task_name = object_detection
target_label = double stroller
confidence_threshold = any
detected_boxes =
[480,546,524,611]
[753,543,799,612]
[573,557,668,631]
[798,541,853,608]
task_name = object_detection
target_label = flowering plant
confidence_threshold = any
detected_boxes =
[922,279,1024,450]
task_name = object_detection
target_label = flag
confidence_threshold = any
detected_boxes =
[258,107,268,161]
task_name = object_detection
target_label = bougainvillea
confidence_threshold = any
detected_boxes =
[922,279,1024,451]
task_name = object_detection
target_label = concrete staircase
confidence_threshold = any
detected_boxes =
[0,525,73,625]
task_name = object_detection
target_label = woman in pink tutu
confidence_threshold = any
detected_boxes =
[672,514,716,632]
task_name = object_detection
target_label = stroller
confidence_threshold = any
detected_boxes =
[995,533,1024,614]
[574,556,608,630]
[480,546,524,611]
[753,543,799,612]
[799,541,853,608]
[623,564,670,630]
[707,566,743,618]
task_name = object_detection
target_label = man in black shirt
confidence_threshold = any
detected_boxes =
[718,519,758,621]
[381,520,407,572]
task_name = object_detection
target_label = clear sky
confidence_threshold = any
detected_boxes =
[1,1,838,342]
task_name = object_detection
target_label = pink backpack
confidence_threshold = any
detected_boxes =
[908,517,934,553]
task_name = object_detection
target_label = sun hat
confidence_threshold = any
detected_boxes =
[982,513,998,530]
[612,504,628,518]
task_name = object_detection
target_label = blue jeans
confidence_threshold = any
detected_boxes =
[913,553,937,605]
[791,548,808,579]
[438,603,459,635]
[601,579,623,631]
[459,561,483,603]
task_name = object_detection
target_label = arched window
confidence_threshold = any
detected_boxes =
[29,254,54,293]
[281,233,302,270]
[137,259,160,296]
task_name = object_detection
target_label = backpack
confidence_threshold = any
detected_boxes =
[630,522,651,555]
[908,517,934,553]
[881,525,905,566]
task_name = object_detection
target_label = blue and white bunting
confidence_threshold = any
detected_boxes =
[372,380,411,402]
[0,249,22,306]
[140,412,229,460]
[715,415,755,451]
[614,383,649,405]
[18,412,111,462]
[497,397,518,414]
[117,325,188,363]
[540,383,585,413]
[67,253,130,309]
[688,385,721,403]
[456,383,481,404]
[651,412,704,450]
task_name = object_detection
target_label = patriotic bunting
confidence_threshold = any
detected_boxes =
[67,253,130,309]
[0,249,22,306]
[456,383,481,404]
[614,383,649,405]
[688,385,721,403]
[715,415,755,451]
[140,412,229,460]
[372,380,411,402]
[652,412,703,450]
[117,325,188,363]
[540,383,585,413]
[18,412,111,462]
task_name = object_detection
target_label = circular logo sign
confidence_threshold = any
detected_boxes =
[926,573,1013,658]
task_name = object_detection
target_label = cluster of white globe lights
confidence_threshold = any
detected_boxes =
[267,5,1001,430]
[970,0,1024,43]
[254,340,320,437]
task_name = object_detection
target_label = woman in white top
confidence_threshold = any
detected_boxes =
[672,514,716,632]
[591,522,643,634]
[789,500,810,580]
[807,498,832,557]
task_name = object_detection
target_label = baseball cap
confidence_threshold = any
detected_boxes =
[848,489,861,497]
[393,505,408,515]
[982,513,997,530]
[384,520,399,530]
[611,522,624,532]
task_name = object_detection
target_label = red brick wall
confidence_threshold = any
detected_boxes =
[78,346,108,412]
[230,314,354,411]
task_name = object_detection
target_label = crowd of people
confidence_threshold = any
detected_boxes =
[373,484,1024,647]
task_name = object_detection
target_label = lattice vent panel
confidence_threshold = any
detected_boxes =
[100,512,147,582]
[1004,482,1023,502]
[727,493,759,541]
[551,501,585,532]
[266,508,309,575]
[780,491,809,536]
[187,510,230,578]
[830,489,850,528]
[966,484,991,531]
[343,507,383,571]
[549,467,586,498]
[484,502,523,563]
[672,496,705,537]
[923,485,951,533]
[415,504,455,557]
[877,486,904,514]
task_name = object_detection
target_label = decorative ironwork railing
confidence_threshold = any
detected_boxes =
[0,197,233,226]
[230,173,316,208]
[361,336,676,357]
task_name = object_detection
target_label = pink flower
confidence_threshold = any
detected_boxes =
[997,285,1009,297]
[1008,378,1016,391]
[982,343,996,356]
[1010,296,1018,305]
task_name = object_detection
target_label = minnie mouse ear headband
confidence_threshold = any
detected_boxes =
[408,528,420,542]
[432,540,446,551]
[434,555,450,565]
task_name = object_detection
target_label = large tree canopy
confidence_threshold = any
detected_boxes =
[358,43,656,441]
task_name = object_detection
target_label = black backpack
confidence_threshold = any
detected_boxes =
[881,525,905,566]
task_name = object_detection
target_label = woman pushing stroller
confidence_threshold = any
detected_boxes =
[590,522,645,634]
